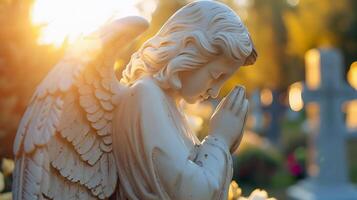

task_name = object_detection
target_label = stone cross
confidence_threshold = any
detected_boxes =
[288,48,357,200]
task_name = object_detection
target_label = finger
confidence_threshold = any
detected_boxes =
[232,87,245,113]
[240,100,249,136]
[238,99,249,118]
[224,86,239,109]
[230,99,249,152]
[230,124,245,153]
[213,96,226,114]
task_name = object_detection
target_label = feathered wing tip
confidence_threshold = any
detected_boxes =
[12,16,149,200]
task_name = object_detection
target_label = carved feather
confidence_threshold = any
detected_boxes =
[102,135,112,145]
[95,89,112,101]
[101,78,112,91]
[87,109,104,123]
[100,100,114,111]
[98,123,112,136]
[100,141,113,153]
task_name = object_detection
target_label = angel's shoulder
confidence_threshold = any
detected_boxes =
[126,76,166,102]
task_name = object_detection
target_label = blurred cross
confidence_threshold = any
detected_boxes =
[288,48,357,200]
[262,90,286,146]
[250,90,264,133]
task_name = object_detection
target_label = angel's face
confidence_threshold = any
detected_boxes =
[178,56,242,104]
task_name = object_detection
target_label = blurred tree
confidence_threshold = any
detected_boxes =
[337,0,357,70]
[284,0,356,72]
[0,0,63,157]
[219,0,291,95]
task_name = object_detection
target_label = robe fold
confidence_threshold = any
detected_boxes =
[113,76,233,200]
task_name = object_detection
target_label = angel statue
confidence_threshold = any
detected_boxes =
[12,1,257,200]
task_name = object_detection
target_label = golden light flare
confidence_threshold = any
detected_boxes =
[305,49,321,90]
[31,0,157,47]
[289,82,304,112]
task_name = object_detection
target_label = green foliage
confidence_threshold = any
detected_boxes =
[271,169,295,188]
[232,144,297,198]
[350,163,357,184]
[280,112,307,154]
[232,146,286,187]
[348,140,357,183]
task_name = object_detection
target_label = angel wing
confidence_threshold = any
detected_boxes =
[12,16,149,200]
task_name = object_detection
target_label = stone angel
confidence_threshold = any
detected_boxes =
[12,1,257,200]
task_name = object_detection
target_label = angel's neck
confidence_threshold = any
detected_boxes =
[146,75,182,106]
[165,89,181,106]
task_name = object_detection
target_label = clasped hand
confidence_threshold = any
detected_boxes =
[209,86,249,152]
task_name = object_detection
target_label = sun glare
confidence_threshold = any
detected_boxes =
[31,0,156,47]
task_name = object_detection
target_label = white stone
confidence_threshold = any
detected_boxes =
[12,1,257,199]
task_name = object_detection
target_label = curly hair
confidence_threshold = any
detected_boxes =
[121,0,257,89]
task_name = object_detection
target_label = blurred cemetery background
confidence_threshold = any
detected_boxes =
[0,0,357,199]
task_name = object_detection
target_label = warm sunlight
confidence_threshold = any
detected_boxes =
[31,0,156,47]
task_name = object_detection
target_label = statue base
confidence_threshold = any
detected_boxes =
[287,178,357,200]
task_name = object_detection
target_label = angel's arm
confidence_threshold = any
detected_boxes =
[134,81,232,200]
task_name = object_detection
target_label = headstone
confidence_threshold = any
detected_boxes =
[288,48,357,200]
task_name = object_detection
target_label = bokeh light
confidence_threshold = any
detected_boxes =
[345,100,357,130]
[305,49,321,90]
[348,61,357,90]
[286,0,300,7]
[260,88,273,106]
[289,82,304,112]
